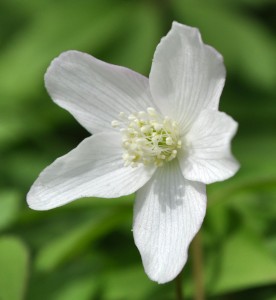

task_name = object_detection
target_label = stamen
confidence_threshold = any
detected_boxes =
[111,107,182,167]
[166,137,173,145]
[111,120,120,128]
[147,107,157,116]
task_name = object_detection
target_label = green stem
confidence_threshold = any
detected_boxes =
[175,271,184,300]
[191,232,205,300]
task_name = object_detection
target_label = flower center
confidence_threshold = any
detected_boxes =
[112,107,182,167]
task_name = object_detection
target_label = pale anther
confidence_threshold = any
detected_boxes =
[166,137,173,145]
[147,107,157,116]
[111,120,120,128]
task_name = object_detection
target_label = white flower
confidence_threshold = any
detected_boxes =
[27,22,239,283]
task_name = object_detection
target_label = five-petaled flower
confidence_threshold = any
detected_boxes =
[27,22,239,284]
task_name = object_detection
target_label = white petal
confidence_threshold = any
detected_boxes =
[27,132,156,210]
[45,51,154,134]
[179,110,240,184]
[133,160,206,283]
[149,22,226,132]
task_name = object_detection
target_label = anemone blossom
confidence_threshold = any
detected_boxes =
[27,22,239,283]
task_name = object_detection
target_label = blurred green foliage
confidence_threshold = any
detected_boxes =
[0,0,275,299]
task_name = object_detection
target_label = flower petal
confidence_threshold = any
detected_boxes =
[133,160,206,283]
[27,132,156,210]
[45,50,154,134]
[149,22,226,132]
[179,109,240,184]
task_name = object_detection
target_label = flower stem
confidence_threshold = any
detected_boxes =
[191,231,205,300]
[175,271,184,300]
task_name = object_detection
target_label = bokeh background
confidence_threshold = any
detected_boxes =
[0,0,275,299]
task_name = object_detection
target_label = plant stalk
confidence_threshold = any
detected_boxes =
[191,231,205,300]
[175,271,184,300]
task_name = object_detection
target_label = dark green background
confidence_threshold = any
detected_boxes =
[0,0,275,299]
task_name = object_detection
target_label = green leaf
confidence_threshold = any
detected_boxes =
[107,2,162,74]
[0,190,21,231]
[28,252,103,300]
[35,208,131,272]
[210,0,275,8]
[49,273,98,300]
[203,134,276,293]
[173,0,276,91]
[0,236,29,300]
[0,1,129,100]
[206,229,276,294]
[0,0,130,147]
[103,265,156,300]
[208,134,276,204]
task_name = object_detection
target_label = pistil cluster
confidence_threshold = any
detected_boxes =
[112,107,182,167]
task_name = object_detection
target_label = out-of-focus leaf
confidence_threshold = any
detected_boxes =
[0,236,29,300]
[0,0,130,148]
[0,103,74,149]
[199,0,275,8]
[108,2,161,74]
[28,252,103,300]
[0,1,29,52]
[208,135,276,206]
[207,229,276,295]
[0,190,21,230]
[204,134,276,293]
[221,89,276,137]
[3,149,71,188]
[103,265,156,300]
[51,274,98,300]
[0,1,129,100]
[173,0,276,91]
[35,209,131,272]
